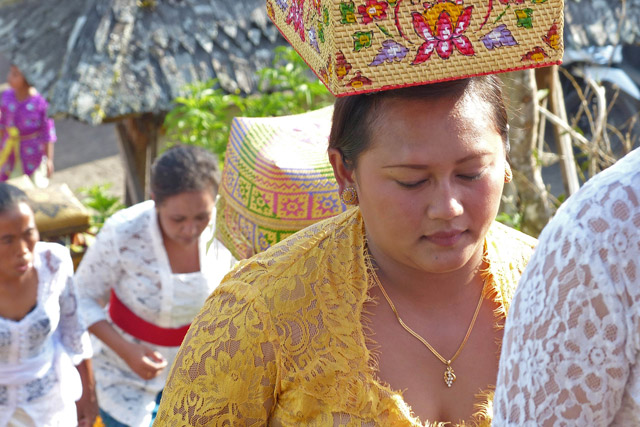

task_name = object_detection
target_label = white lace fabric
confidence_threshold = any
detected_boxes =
[75,200,236,426]
[0,242,92,426]
[494,148,640,426]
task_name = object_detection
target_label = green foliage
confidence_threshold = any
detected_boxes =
[78,184,125,232]
[496,211,523,231]
[163,46,334,159]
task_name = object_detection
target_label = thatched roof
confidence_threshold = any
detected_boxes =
[0,0,286,124]
[564,0,640,50]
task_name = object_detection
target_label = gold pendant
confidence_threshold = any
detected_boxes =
[444,365,456,388]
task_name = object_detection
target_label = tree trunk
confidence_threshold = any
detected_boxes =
[115,113,164,205]
[500,70,552,237]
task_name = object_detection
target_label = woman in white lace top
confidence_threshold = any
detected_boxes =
[0,183,96,426]
[75,146,236,426]
[494,148,640,425]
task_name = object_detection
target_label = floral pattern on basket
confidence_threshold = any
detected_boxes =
[267,0,564,96]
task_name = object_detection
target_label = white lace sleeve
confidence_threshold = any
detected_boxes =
[59,271,93,364]
[494,152,640,426]
[75,219,120,327]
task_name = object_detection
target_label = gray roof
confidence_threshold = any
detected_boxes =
[0,0,286,124]
[564,0,640,50]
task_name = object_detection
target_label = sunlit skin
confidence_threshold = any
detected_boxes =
[156,189,216,247]
[155,189,216,274]
[356,96,506,280]
[0,202,39,321]
[329,94,508,423]
[7,65,30,99]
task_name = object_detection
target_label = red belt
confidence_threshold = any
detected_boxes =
[108,289,190,347]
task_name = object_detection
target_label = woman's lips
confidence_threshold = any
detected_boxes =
[15,262,31,273]
[424,230,465,247]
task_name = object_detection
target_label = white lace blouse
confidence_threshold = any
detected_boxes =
[75,200,236,426]
[494,148,640,426]
[0,242,92,427]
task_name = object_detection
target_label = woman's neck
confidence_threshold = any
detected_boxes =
[366,241,485,308]
[13,86,31,102]
[0,267,37,293]
[162,234,201,274]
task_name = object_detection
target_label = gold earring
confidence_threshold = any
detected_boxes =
[340,187,358,205]
[504,165,513,183]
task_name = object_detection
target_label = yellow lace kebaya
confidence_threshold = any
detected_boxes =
[155,207,536,426]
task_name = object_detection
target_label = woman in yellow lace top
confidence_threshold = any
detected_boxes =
[155,77,537,426]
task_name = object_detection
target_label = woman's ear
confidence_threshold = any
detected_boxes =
[328,148,356,195]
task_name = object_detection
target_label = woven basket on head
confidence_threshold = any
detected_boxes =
[216,106,347,260]
[268,0,564,96]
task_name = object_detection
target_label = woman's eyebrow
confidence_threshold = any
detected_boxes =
[383,152,492,169]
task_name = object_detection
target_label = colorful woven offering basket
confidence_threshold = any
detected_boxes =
[267,0,564,96]
[216,106,347,260]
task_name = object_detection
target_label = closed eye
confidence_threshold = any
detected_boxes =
[396,179,427,188]
[458,169,485,181]
[458,174,481,181]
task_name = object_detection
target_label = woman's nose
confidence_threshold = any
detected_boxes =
[427,183,463,220]
[18,238,31,255]
[182,222,199,236]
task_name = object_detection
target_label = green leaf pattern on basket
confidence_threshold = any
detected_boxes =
[353,31,374,51]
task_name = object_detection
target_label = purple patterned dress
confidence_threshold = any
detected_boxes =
[0,89,57,180]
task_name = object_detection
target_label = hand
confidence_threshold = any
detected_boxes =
[75,359,98,427]
[121,341,168,380]
[75,390,98,427]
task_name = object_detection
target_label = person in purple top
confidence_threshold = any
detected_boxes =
[0,65,57,187]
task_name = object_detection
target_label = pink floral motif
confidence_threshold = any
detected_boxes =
[310,0,322,15]
[412,3,474,63]
[358,0,388,24]
[286,0,306,41]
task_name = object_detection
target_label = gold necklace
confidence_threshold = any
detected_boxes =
[366,255,487,388]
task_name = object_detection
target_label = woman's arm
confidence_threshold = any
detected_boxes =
[75,359,98,427]
[45,141,54,177]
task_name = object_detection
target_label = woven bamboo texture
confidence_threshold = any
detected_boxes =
[268,0,564,96]
[216,107,347,260]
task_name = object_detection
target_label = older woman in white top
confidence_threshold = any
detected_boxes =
[75,145,235,427]
[0,183,96,427]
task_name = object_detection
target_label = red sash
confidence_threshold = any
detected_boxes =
[108,289,190,347]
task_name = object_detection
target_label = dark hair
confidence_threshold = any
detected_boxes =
[151,145,220,205]
[0,183,30,214]
[329,75,509,169]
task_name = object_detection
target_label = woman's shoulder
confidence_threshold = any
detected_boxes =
[35,241,71,260]
[0,89,15,108]
[484,222,537,312]
[221,208,363,294]
[487,221,537,253]
[1,88,14,100]
[102,200,155,231]
[34,241,73,275]
[26,91,48,109]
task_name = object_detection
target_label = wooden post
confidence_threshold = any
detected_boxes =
[115,113,164,205]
